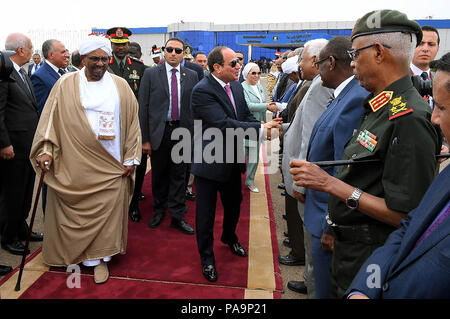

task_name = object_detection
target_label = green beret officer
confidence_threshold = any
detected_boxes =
[289,9,441,298]
[326,9,442,298]
[106,27,147,99]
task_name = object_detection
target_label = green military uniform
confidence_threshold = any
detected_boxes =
[106,27,148,223]
[106,27,147,99]
[109,54,147,98]
[326,10,441,298]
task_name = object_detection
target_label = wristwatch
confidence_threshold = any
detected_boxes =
[346,188,363,210]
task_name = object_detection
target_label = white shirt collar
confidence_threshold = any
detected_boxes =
[211,73,228,88]
[46,60,67,75]
[410,63,430,77]
[165,62,180,74]
[11,60,21,74]
[334,75,354,98]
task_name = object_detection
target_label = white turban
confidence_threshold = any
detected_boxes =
[282,56,299,74]
[79,36,112,56]
[242,62,259,80]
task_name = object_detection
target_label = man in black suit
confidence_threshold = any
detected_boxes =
[0,33,40,255]
[27,52,43,76]
[190,46,282,282]
[139,37,198,234]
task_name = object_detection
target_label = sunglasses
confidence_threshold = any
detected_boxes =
[87,56,109,63]
[237,57,244,61]
[228,59,240,68]
[249,71,261,75]
[165,47,184,54]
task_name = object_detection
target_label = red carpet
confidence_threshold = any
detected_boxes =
[2,165,282,299]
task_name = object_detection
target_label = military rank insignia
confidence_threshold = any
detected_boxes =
[368,91,393,112]
[388,96,413,120]
[356,129,378,152]
[129,70,140,80]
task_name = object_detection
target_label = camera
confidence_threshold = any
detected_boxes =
[411,75,433,97]
[0,50,15,80]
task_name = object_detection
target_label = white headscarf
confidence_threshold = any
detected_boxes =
[242,62,259,80]
[79,35,112,56]
[282,56,298,74]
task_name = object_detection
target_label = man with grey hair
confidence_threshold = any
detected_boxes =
[281,38,334,297]
[0,33,40,256]
[290,9,441,298]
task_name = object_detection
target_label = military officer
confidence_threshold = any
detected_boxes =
[289,10,441,298]
[106,27,147,99]
[107,27,148,222]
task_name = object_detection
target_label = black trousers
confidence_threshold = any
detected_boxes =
[150,124,187,221]
[195,165,242,266]
[129,152,148,211]
[285,193,305,261]
[0,158,35,244]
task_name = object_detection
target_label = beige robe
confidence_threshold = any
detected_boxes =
[30,71,142,266]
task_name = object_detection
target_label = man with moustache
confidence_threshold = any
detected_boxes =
[0,33,39,256]
[289,10,441,298]
[190,46,282,282]
[30,35,141,284]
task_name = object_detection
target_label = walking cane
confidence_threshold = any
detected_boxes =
[14,163,47,291]
[311,153,450,167]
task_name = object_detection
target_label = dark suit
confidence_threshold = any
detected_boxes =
[190,74,260,266]
[0,67,39,244]
[31,61,60,114]
[346,165,450,299]
[184,61,204,81]
[27,62,43,77]
[304,78,367,298]
[139,63,198,220]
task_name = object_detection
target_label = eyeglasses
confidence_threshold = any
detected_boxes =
[237,57,244,61]
[347,43,392,60]
[87,56,109,63]
[165,47,184,54]
[228,59,240,68]
[249,71,261,75]
[314,56,337,67]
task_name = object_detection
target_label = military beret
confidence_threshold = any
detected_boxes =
[106,27,132,44]
[351,9,422,46]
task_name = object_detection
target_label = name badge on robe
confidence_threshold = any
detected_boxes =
[98,111,115,140]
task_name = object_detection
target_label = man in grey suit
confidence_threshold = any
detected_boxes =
[139,37,198,234]
[281,38,334,297]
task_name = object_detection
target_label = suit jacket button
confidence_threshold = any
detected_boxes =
[382,282,389,292]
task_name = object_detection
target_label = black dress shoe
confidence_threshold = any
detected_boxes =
[0,265,13,276]
[148,213,165,228]
[277,183,285,190]
[283,231,289,237]
[138,193,145,201]
[171,219,194,235]
[129,208,141,222]
[185,190,196,201]
[229,242,247,257]
[283,238,291,248]
[1,241,30,256]
[282,214,287,220]
[29,232,44,242]
[202,264,217,282]
[287,281,307,294]
[281,190,286,196]
[278,254,305,266]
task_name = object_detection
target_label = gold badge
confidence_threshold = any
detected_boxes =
[388,96,413,120]
[369,91,393,112]
[116,28,123,37]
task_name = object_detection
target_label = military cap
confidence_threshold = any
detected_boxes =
[351,9,422,45]
[106,27,132,44]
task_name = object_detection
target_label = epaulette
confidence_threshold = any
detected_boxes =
[128,56,143,64]
[388,95,413,120]
[368,91,393,112]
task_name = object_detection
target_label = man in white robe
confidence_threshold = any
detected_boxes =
[30,36,142,284]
